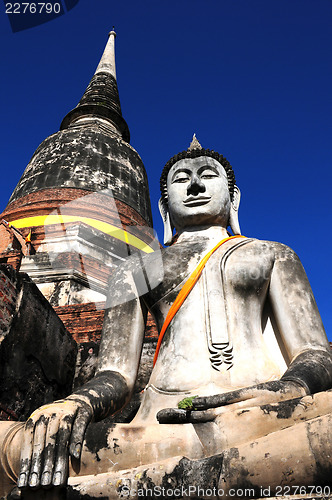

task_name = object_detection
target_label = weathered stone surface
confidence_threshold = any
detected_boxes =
[0,264,77,421]
[6,124,152,227]
[102,339,157,424]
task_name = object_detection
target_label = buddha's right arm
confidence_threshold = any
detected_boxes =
[18,265,147,490]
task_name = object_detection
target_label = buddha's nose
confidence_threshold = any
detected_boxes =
[187,175,206,196]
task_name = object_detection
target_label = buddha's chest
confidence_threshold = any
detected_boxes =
[149,241,279,393]
[149,240,274,326]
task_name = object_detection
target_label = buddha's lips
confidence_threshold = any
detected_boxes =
[183,196,211,207]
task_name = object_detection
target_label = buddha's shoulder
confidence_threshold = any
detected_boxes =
[139,237,300,268]
[158,237,298,260]
[244,238,301,262]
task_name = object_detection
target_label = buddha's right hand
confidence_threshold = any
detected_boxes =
[18,395,93,489]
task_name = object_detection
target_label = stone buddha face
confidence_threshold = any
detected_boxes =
[167,156,232,234]
[159,153,241,245]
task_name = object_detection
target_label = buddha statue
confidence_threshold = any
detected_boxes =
[1,140,331,499]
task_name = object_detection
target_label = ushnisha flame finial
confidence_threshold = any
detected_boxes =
[188,134,202,151]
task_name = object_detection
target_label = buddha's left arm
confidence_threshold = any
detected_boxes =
[269,243,332,394]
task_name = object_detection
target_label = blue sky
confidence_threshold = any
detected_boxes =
[0,0,331,339]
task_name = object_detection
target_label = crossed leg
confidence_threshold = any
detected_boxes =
[1,391,331,499]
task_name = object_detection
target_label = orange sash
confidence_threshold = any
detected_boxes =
[153,235,246,366]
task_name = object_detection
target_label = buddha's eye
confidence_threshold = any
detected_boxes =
[173,174,190,183]
[200,169,218,179]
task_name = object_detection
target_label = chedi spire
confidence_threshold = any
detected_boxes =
[60,30,130,142]
[95,29,117,77]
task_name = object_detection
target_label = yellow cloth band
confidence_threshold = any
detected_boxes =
[10,215,154,254]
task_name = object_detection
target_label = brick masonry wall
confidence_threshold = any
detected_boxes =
[145,312,158,340]
[54,302,106,344]
[55,301,158,345]
[0,404,18,421]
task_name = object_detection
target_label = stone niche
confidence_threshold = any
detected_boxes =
[0,264,77,421]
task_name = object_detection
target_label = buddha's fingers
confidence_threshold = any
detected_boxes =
[193,381,308,412]
[52,415,74,487]
[69,401,93,460]
[27,415,48,488]
[18,417,36,488]
[157,408,189,424]
[188,409,222,422]
[40,413,60,487]
[157,407,223,423]
[193,389,252,410]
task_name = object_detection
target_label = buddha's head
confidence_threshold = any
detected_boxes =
[159,138,241,245]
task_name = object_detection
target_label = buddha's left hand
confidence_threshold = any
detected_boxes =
[157,380,308,424]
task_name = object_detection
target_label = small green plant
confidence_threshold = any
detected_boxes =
[177,395,198,410]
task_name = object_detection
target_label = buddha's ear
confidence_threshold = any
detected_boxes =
[229,185,241,235]
[158,198,174,246]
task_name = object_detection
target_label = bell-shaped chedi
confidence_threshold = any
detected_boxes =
[1,32,154,312]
